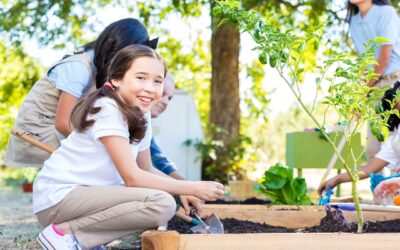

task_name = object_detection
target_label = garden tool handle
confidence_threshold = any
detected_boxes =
[174,197,200,225]
[175,210,200,225]
[11,129,55,154]
[189,204,209,229]
[189,203,200,218]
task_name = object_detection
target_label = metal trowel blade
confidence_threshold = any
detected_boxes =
[190,213,224,234]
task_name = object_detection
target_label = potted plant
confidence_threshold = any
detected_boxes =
[21,168,39,193]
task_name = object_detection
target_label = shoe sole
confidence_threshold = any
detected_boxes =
[37,232,56,250]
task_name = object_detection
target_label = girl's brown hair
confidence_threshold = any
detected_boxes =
[70,44,167,143]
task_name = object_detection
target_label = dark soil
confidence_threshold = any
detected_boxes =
[206,197,272,205]
[304,206,400,233]
[305,218,400,233]
[167,217,294,234]
[168,207,400,234]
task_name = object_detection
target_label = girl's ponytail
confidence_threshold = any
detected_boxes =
[70,85,147,144]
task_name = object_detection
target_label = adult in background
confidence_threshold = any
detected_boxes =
[5,18,158,168]
[347,0,400,160]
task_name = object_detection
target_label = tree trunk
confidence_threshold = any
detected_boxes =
[210,9,240,143]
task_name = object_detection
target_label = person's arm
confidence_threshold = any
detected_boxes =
[318,157,389,195]
[368,45,392,87]
[50,60,92,137]
[55,92,78,137]
[100,135,224,201]
[169,171,185,180]
[137,148,197,212]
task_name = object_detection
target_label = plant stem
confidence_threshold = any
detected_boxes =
[352,177,364,233]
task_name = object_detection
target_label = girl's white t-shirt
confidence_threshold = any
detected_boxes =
[376,129,400,169]
[33,97,152,214]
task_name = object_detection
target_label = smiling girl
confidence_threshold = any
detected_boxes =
[33,44,224,250]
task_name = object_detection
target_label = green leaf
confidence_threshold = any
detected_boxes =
[313,40,319,50]
[258,53,268,65]
[373,37,390,43]
[212,5,222,17]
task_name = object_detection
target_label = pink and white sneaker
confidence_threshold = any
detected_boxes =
[37,224,82,250]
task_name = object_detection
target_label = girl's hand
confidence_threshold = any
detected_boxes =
[179,195,203,215]
[193,181,224,201]
[374,178,400,198]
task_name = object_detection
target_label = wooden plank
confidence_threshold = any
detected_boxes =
[142,230,179,250]
[141,205,400,249]
[227,180,263,199]
[177,233,400,250]
[201,205,400,228]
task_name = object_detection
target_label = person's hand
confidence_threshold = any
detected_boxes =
[374,178,400,198]
[193,181,224,201]
[317,176,341,196]
[179,195,203,215]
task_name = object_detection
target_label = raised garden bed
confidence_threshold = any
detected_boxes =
[141,205,400,250]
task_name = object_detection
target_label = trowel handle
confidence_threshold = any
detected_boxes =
[189,204,200,218]
[189,204,209,228]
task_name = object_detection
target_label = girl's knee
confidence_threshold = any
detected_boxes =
[149,191,176,224]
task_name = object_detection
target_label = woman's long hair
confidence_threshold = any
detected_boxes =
[70,45,167,143]
[82,18,159,89]
[346,0,392,22]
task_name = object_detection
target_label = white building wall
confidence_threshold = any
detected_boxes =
[151,90,203,180]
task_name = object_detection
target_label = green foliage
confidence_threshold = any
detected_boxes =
[214,1,324,82]
[0,166,39,187]
[0,0,104,48]
[0,41,42,159]
[255,163,311,205]
[0,0,205,49]
[186,125,257,184]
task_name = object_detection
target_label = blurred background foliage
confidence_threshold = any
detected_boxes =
[1,0,400,182]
